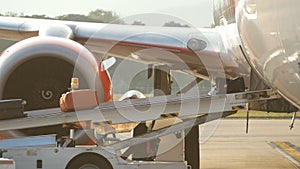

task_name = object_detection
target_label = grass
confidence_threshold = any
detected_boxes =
[114,94,299,119]
[227,109,300,119]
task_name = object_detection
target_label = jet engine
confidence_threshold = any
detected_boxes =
[0,36,112,111]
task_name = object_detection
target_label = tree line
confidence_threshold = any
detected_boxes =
[0,9,190,27]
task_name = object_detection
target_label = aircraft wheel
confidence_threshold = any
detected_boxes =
[66,153,113,169]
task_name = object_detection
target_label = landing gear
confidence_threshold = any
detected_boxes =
[152,65,200,169]
[289,112,297,130]
[66,153,113,169]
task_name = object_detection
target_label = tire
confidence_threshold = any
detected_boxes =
[66,153,113,169]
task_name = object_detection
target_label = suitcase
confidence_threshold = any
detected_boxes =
[0,99,27,120]
[59,89,99,112]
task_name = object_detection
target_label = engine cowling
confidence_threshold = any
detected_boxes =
[0,36,112,111]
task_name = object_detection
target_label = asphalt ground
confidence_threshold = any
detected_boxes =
[0,119,299,169]
[200,119,300,169]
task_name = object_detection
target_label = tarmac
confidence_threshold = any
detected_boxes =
[0,119,299,169]
[200,119,300,169]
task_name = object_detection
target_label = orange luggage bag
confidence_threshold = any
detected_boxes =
[60,89,99,112]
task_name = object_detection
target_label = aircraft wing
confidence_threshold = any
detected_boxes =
[0,16,241,79]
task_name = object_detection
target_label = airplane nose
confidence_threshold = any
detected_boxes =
[237,0,300,109]
[263,49,300,109]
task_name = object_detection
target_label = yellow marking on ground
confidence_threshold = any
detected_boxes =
[160,112,179,119]
[232,105,245,110]
[274,142,300,162]
[94,120,113,125]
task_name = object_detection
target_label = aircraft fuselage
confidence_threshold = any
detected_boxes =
[237,0,300,108]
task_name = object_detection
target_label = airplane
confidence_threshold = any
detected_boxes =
[0,0,297,111]
[0,0,299,168]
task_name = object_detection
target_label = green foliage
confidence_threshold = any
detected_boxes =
[56,14,90,22]
[131,21,145,26]
[3,12,20,17]
[1,9,124,24]
[24,14,52,19]
[1,10,194,27]
[56,9,124,24]
[88,9,119,23]
[227,109,300,119]
[163,21,190,27]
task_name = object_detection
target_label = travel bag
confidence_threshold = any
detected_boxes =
[59,89,99,112]
[0,99,26,120]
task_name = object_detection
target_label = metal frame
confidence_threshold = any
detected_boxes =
[0,89,279,132]
[0,89,280,169]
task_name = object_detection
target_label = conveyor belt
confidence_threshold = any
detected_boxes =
[106,111,236,151]
[0,90,279,132]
